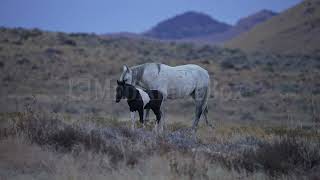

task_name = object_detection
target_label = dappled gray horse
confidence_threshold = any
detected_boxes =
[120,63,212,131]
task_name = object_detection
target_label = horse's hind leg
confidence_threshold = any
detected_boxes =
[192,101,203,131]
[203,106,214,129]
[192,87,207,131]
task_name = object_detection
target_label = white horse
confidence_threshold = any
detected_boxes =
[120,63,212,132]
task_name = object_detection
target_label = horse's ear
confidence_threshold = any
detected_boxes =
[123,65,127,72]
[123,65,131,72]
[125,65,132,73]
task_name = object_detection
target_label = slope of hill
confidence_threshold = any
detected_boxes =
[225,0,320,54]
[144,11,231,40]
[235,10,278,33]
[188,10,277,44]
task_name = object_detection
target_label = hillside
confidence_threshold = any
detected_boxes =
[144,11,231,39]
[225,0,320,54]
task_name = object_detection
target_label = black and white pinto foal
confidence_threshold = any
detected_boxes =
[116,80,163,130]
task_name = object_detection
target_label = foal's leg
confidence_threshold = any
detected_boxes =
[159,97,167,133]
[152,108,162,133]
[138,109,145,128]
[144,109,150,122]
[130,111,135,130]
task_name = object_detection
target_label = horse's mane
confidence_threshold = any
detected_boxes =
[131,63,161,82]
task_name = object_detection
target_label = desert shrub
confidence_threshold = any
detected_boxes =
[13,110,136,166]
[279,83,301,94]
[168,122,188,132]
[69,32,92,38]
[235,136,320,177]
[261,61,274,72]
[0,113,23,139]
[11,28,42,40]
[31,65,38,70]
[220,61,235,69]
[61,39,77,46]
[2,75,13,82]
[57,33,77,46]
[240,112,255,121]
[229,82,261,98]
[169,152,210,179]
[65,106,79,114]
[45,48,63,56]
[312,83,320,95]
[16,58,30,65]
[265,127,320,139]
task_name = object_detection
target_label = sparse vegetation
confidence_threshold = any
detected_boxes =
[1,27,320,179]
[1,104,320,179]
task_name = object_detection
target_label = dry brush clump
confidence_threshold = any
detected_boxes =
[230,136,320,178]
[13,111,145,167]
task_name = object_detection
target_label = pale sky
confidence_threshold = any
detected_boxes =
[0,0,302,34]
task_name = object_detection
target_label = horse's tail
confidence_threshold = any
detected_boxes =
[201,78,210,117]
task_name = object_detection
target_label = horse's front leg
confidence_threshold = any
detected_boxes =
[130,111,135,130]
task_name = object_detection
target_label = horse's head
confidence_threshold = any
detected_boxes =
[120,65,133,85]
[115,80,126,103]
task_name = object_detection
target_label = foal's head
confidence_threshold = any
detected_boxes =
[116,80,136,103]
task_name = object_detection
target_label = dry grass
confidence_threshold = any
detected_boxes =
[1,106,320,179]
[0,136,270,180]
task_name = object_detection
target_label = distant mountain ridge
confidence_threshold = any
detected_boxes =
[103,9,278,45]
[236,10,278,32]
[186,9,278,44]
[143,11,231,40]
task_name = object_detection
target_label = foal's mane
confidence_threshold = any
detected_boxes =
[118,82,136,97]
